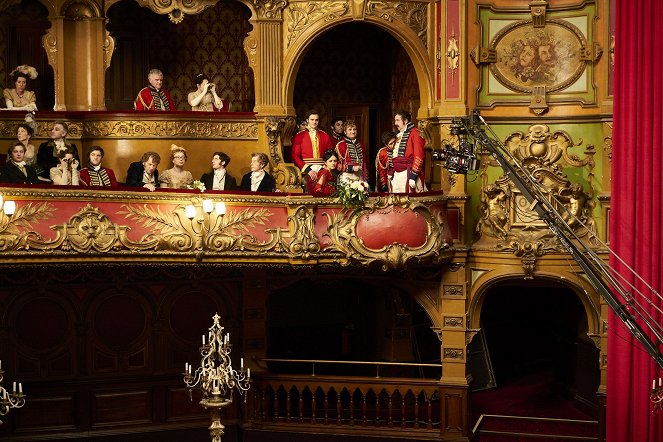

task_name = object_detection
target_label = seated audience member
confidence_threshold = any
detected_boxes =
[375,131,397,192]
[126,151,161,191]
[16,123,37,170]
[200,151,237,191]
[0,142,39,184]
[159,144,194,189]
[79,146,118,187]
[3,65,38,111]
[36,121,80,181]
[188,73,224,111]
[134,69,175,111]
[240,152,276,192]
[50,147,80,185]
[313,149,339,196]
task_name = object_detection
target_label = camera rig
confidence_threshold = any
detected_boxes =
[431,112,481,174]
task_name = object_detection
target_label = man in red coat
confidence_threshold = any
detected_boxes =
[375,131,397,192]
[335,120,368,182]
[291,110,333,191]
[134,69,175,111]
[391,110,427,193]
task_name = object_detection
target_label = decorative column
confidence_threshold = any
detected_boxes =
[245,0,287,115]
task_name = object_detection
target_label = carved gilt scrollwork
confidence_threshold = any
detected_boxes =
[324,194,452,270]
[253,0,288,19]
[476,123,597,278]
[365,0,428,48]
[81,121,258,139]
[285,1,350,48]
[134,0,218,24]
[285,205,320,258]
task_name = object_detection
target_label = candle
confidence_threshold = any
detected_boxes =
[185,362,189,373]
[241,358,244,368]
[202,334,206,345]
[202,199,214,214]
[18,383,22,393]
[12,382,16,392]
[247,368,250,378]
[659,377,662,387]
[654,379,657,390]
[185,205,196,220]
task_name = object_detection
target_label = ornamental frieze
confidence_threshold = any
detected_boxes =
[81,121,259,139]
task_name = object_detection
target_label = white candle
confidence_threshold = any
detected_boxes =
[202,335,206,345]
[0,359,2,369]
[654,379,657,389]
[247,368,250,378]
[18,383,22,393]
[185,362,189,372]
[241,358,244,368]
[659,377,662,387]
[12,382,16,392]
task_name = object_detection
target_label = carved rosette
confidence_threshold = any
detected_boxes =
[324,194,452,270]
[134,0,218,23]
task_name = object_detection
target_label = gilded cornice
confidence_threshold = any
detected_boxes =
[252,0,287,19]
[0,188,452,270]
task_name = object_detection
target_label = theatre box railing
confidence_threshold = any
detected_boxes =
[0,185,456,270]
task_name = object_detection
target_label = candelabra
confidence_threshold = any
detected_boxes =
[183,313,250,442]
[0,360,26,425]
[651,377,663,414]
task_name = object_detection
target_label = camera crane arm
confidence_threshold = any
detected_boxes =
[458,113,663,370]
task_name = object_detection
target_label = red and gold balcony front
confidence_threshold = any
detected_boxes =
[0,186,456,270]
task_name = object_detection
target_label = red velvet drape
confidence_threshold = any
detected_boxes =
[608,1,663,440]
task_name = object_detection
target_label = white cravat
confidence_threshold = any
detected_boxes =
[250,170,265,191]
[213,169,226,190]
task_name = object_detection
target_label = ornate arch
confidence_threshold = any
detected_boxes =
[282,11,434,116]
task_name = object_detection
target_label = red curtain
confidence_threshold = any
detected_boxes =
[608,1,663,440]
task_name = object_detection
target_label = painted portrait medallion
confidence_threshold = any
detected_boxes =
[490,21,586,93]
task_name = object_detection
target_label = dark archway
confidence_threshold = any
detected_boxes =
[470,280,600,420]
[292,22,419,188]
[266,278,439,378]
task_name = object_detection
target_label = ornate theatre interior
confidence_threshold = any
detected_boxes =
[0,0,620,441]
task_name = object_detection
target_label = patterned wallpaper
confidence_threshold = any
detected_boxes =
[107,0,255,111]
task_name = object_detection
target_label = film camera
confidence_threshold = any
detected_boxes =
[431,118,480,174]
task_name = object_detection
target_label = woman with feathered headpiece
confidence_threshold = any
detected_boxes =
[3,65,38,111]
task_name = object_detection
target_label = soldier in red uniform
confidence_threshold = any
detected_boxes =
[335,120,368,182]
[391,110,427,193]
[291,110,333,191]
[134,69,175,111]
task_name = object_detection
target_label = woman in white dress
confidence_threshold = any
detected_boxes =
[187,73,223,112]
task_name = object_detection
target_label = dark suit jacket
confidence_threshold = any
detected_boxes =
[125,161,159,187]
[36,141,79,179]
[200,171,238,191]
[240,171,276,192]
[0,162,39,184]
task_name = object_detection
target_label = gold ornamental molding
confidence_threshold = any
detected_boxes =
[81,120,259,139]
[365,0,428,48]
[252,0,288,19]
[134,0,218,24]
[285,1,350,49]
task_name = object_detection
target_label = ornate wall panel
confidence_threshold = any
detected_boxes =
[472,1,600,114]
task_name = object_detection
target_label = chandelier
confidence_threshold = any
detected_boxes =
[183,313,251,442]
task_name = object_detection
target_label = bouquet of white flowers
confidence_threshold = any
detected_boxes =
[188,180,206,193]
[336,174,369,210]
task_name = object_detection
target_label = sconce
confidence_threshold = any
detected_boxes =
[184,199,226,251]
[0,360,26,424]
[184,313,251,442]
[0,194,16,216]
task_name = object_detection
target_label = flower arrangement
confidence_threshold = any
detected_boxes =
[188,180,206,193]
[336,176,369,210]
